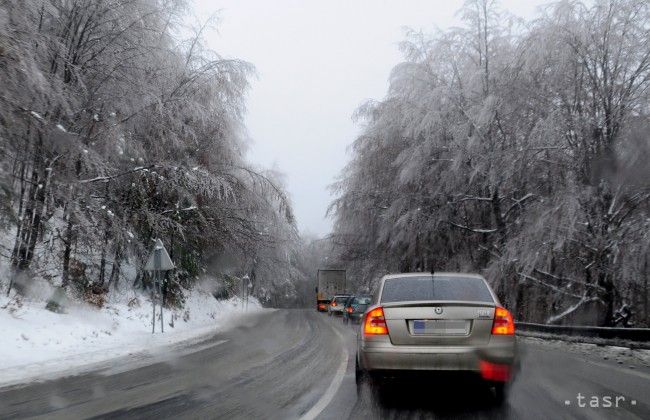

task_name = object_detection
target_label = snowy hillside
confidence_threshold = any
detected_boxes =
[0,286,264,387]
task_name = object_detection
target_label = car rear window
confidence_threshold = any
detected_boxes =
[380,276,494,303]
[353,297,371,304]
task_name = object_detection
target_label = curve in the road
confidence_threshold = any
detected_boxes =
[2,309,649,420]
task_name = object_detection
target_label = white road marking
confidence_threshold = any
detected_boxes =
[300,321,349,420]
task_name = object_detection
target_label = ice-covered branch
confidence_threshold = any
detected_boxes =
[546,296,603,324]
[79,165,157,184]
[518,273,584,299]
[448,221,497,233]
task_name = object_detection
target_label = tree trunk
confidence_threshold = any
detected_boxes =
[98,226,110,285]
[643,254,650,328]
[10,161,28,288]
[108,246,122,290]
[600,272,615,327]
[491,188,506,246]
[61,215,74,289]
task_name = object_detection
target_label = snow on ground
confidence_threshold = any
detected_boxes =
[0,285,266,387]
[520,336,650,369]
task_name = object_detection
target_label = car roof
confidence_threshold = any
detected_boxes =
[382,272,485,280]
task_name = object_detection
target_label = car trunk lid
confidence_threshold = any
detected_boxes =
[383,301,495,346]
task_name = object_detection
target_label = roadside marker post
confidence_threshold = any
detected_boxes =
[241,275,247,312]
[246,276,252,311]
[145,239,175,333]
[241,275,253,312]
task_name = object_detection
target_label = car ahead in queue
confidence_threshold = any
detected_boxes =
[356,273,517,404]
[317,300,329,312]
[343,296,372,324]
[328,295,350,316]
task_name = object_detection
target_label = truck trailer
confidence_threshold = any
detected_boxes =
[316,269,346,311]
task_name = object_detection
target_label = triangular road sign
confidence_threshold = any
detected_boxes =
[145,238,175,271]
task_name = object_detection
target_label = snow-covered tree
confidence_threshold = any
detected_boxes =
[329,0,650,326]
[0,0,302,307]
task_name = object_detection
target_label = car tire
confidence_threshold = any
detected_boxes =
[328,310,332,317]
[343,316,348,324]
[493,383,508,405]
[355,357,365,393]
[356,358,377,404]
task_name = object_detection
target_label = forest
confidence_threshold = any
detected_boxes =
[329,0,650,326]
[2,0,648,327]
[0,0,312,308]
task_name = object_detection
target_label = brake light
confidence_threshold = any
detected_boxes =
[331,302,337,307]
[346,306,353,313]
[364,307,388,335]
[479,360,511,381]
[491,307,515,335]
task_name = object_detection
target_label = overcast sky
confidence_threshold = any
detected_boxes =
[193,0,547,237]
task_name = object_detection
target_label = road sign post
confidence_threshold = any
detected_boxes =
[246,276,252,311]
[241,275,246,312]
[241,275,253,312]
[145,239,175,333]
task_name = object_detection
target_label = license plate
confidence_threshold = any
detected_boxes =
[412,320,469,335]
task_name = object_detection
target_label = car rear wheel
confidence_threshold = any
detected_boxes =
[355,358,377,404]
[493,383,508,405]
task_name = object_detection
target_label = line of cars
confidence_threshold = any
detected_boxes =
[318,272,518,405]
[326,294,373,324]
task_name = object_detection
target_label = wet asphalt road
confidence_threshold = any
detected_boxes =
[0,309,649,419]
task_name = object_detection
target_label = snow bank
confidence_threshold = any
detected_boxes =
[0,286,265,387]
[520,337,650,369]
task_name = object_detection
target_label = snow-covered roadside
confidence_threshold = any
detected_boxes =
[0,287,266,387]
[520,336,650,369]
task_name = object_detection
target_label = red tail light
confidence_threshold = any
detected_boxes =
[346,306,353,313]
[364,307,388,335]
[491,307,515,335]
[479,360,511,381]
[331,302,337,307]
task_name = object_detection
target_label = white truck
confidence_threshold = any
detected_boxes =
[316,269,346,311]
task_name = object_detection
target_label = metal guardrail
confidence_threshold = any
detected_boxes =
[515,321,650,342]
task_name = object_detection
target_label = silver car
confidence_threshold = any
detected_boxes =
[356,273,517,403]
[328,294,350,316]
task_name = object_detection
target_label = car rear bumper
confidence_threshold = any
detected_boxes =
[359,336,516,377]
[362,349,481,371]
[347,313,364,321]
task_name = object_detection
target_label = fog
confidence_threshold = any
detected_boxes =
[193,0,547,236]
